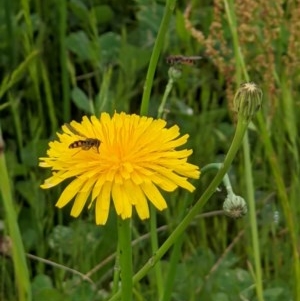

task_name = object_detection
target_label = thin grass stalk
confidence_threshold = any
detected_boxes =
[139,2,178,297]
[117,218,133,301]
[19,0,44,145]
[225,0,300,296]
[59,0,70,121]
[280,75,299,168]
[268,73,300,296]
[160,234,184,301]
[41,62,58,133]
[9,94,23,152]
[0,127,31,301]
[223,1,264,299]
[149,73,177,299]
[140,0,178,116]
[160,193,189,301]
[20,0,33,43]
[20,0,44,130]
[152,66,182,299]
[256,113,300,300]
[3,0,17,68]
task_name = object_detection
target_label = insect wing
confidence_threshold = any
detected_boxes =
[64,123,86,138]
[187,56,202,60]
[182,56,202,65]
[166,55,202,66]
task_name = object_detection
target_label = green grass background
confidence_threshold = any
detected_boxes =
[0,0,300,300]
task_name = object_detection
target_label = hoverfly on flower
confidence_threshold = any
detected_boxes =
[65,123,101,153]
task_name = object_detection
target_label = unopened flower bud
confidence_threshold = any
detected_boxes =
[233,82,262,120]
[223,194,247,219]
[168,66,182,81]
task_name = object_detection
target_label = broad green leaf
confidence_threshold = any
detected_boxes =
[69,0,89,22]
[71,87,93,113]
[66,31,91,60]
[97,32,121,65]
[90,5,114,25]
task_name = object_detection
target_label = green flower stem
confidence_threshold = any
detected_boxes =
[112,244,121,295]
[224,0,264,299]
[117,218,133,301]
[242,132,264,296]
[108,115,249,301]
[0,128,31,301]
[140,0,177,116]
[201,163,234,196]
[149,206,163,298]
[157,77,174,119]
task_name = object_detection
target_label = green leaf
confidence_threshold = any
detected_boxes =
[263,287,285,299]
[69,0,89,22]
[97,32,121,65]
[32,274,53,291]
[90,5,114,25]
[66,31,91,60]
[70,282,96,301]
[33,289,69,301]
[94,67,113,115]
[175,10,190,42]
[210,293,229,301]
[119,44,151,71]
[32,275,69,301]
[71,87,93,113]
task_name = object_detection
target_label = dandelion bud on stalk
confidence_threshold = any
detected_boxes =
[223,194,248,219]
[168,66,182,81]
[233,82,263,120]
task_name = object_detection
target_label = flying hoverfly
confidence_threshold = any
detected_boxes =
[65,123,101,153]
[166,55,202,66]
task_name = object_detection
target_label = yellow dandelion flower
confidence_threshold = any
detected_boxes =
[39,112,200,225]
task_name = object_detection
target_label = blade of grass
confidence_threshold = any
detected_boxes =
[256,112,300,300]
[59,0,70,121]
[223,1,264,299]
[0,126,31,301]
[140,0,178,116]
[3,0,17,68]
[40,61,58,133]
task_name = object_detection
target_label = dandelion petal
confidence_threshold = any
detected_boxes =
[56,178,86,208]
[95,182,111,225]
[140,182,167,211]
